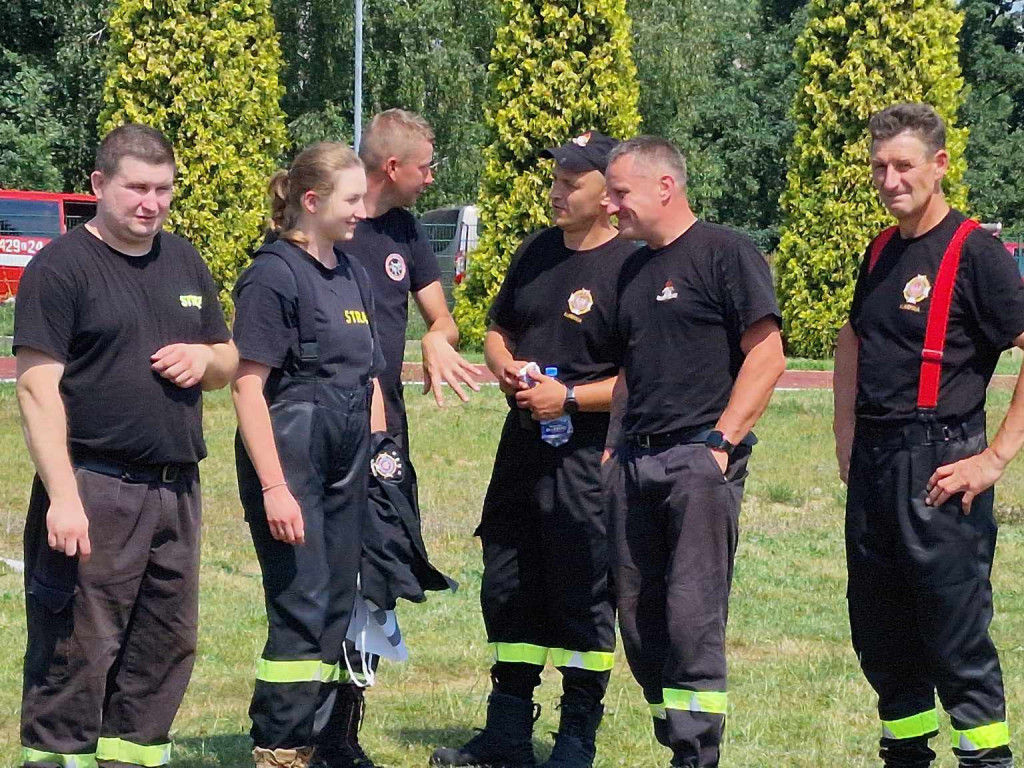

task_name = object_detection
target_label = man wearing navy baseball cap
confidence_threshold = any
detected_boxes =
[431,131,634,768]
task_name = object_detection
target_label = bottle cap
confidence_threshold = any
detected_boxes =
[545,366,559,376]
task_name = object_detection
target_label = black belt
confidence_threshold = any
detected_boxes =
[855,411,986,447]
[626,425,716,451]
[74,457,196,484]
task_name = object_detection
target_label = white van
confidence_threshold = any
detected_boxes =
[419,205,478,306]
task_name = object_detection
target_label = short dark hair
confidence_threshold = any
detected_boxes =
[869,103,947,154]
[95,124,176,177]
[607,135,688,188]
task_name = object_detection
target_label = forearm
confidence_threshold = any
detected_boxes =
[987,362,1024,470]
[17,381,78,502]
[833,323,859,442]
[232,380,287,488]
[424,314,459,347]
[574,376,616,412]
[604,373,628,453]
[371,378,387,433]
[484,328,515,378]
[716,340,786,443]
[201,341,240,391]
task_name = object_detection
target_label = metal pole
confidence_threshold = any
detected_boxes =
[354,0,363,152]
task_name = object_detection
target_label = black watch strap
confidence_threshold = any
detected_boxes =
[705,429,735,454]
[563,385,579,415]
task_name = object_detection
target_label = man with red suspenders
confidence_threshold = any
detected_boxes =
[834,102,1024,768]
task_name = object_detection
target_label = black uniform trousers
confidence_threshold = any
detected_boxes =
[610,440,749,768]
[239,387,370,750]
[847,415,1012,768]
[477,411,616,703]
[22,462,201,768]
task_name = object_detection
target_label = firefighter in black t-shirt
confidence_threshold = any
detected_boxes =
[835,103,1024,768]
[603,136,785,768]
[231,144,388,768]
[14,125,238,768]
[431,132,634,768]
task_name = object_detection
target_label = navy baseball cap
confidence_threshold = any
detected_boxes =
[541,131,619,174]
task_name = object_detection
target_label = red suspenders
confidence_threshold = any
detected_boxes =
[865,218,981,410]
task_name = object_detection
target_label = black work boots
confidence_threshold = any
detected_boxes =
[315,684,376,768]
[540,699,603,768]
[430,692,540,767]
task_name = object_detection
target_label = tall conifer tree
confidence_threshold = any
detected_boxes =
[776,0,968,358]
[100,0,288,303]
[453,0,641,344]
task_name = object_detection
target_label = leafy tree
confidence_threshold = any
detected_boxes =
[453,0,642,345]
[0,49,63,189]
[100,0,289,303]
[271,0,498,210]
[959,0,1024,233]
[775,0,968,358]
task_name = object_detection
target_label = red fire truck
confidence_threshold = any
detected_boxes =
[0,189,97,299]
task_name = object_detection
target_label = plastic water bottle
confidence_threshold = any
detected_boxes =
[540,366,573,447]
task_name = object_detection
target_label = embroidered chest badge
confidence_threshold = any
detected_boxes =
[371,450,403,481]
[656,281,678,302]
[563,288,594,324]
[902,274,932,312]
[385,253,407,282]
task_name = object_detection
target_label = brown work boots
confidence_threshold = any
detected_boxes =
[253,746,316,768]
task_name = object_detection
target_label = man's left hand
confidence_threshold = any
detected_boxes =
[151,343,214,389]
[421,330,481,406]
[515,371,567,421]
[926,448,1006,513]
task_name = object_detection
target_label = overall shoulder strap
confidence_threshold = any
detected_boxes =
[268,248,319,378]
[916,218,981,410]
[867,226,899,273]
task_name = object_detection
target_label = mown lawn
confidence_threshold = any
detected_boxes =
[1,385,1023,767]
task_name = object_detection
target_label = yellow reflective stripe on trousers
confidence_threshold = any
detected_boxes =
[951,721,1010,751]
[256,658,358,684]
[549,648,614,672]
[881,709,939,740]
[650,702,667,720]
[22,747,98,768]
[663,688,728,715]
[490,642,548,666]
[96,738,171,767]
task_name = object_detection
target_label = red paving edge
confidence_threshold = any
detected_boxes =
[0,357,1015,391]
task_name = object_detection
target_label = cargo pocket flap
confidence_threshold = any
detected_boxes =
[27,577,74,613]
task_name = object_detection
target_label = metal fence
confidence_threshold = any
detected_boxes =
[423,221,479,307]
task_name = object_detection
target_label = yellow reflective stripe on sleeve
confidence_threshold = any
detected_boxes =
[22,747,98,768]
[255,657,326,683]
[663,687,728,715]
[881,709,939,740]
[650,702,667,720]
[549,648,614,672]
[951,721,1010,751]
[96,738,171,766]
[490,642,548,666]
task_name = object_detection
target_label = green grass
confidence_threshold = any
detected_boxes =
[1,387,1023,766]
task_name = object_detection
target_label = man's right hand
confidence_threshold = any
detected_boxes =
[46,497,91,559]
[497,360,532,396]
[835,430,853,485]
[264,485,305,545]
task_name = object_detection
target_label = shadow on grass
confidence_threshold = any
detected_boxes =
[396,728,552,762]
[173,733,250,767]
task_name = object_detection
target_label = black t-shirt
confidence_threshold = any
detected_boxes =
[489,227,634,390]
[13,226,230,464]
[613,221,780,436]
[233,239,384,391]
[345,208,441,433]
[850,209,1024,424]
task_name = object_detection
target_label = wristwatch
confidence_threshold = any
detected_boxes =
[705,430,736,455]
[563,385,579,415]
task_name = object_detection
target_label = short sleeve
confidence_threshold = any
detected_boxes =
[232,261,298,369]
[962,232,1024,351]
[718,236,780,336]
[194,250,231,344]
[13,258,78,363]
[848,246,872,334]
[409,219,442,292]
